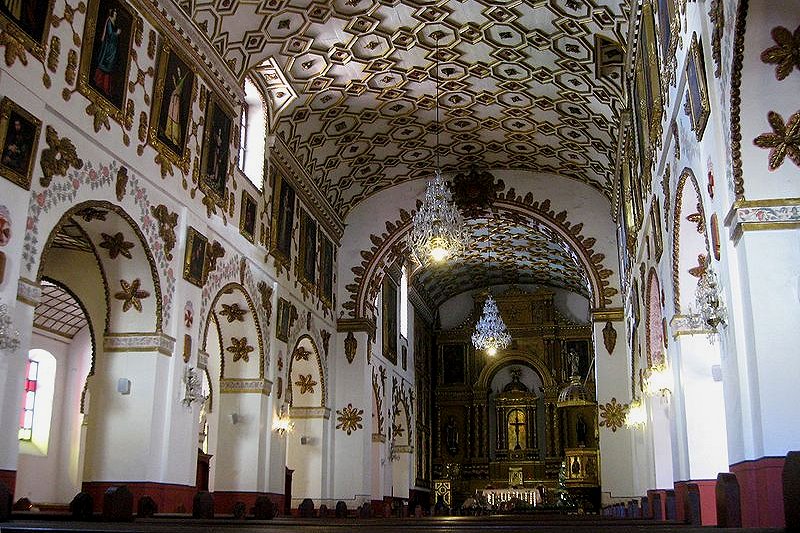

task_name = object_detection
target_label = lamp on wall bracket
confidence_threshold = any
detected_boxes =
[694,263,727,339]
[408,30,468,266]
[0,300,20,353]
[273,404,294,436]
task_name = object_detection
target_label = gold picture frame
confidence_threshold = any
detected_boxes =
[0,0,55,62]
[382,277,398,365]
[685,33,711,141]
[276,297,290,342]
[78,0,136,127]
[199,91,234,206]
[270,171,296,265]
[183,226,208,287]
[149,41,196,174]
[239,190,257,243]
[0,97,42,190]
[318,234,334,308]
[298,209,317,290]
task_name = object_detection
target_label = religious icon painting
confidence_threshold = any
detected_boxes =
[150,42,196,173]
[298,209,317,289]
[199,92,234,206]
[276,297,290,342]
[0,0,54,61]
[0,97,42,190]
[239,190,257,243]
[318,235,334,307]
[270,173,296,264]
[79,0,136,122]
[183,226,208,287]
[685,33,711,141]
[382,277,398,365]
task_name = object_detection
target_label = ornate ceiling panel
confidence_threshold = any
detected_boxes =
[412,215,590,306]
[179,0,628,219]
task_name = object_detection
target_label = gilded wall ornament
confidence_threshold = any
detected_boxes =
[708,0,724,78]
[293,346,311,361]
[99,232,134,259]
[114,278,149,312]
[0,31,29,67]
[115,166,128,201]
[219,302,247,322]
[226,336,254,362]
[688,254,709,279]
[39,125,84,187]
[344,331,357,364]
[76,206,107,221]
[753,110,800,170]
[598,397,628,432]
[206,240,225,273]
[760,25,800,81]
[150,204,178,260]
[602,321,617,355]
[320,329,331,357]
[295,374,317,394]
[336,403,364,435]
[450,167,504,217]
[257,280,273,324]
[686,204,705,233]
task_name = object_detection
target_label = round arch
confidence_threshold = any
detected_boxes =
[671,168,710,314]
[476,351,557,391]
[287,334,326,408]
[645,267,665,368]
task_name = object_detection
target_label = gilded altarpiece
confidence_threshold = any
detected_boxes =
[432,287,599,510]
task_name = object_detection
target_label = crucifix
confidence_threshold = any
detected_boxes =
[509,410,525,451]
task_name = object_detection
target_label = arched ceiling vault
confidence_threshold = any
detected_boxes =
[176,0,629,219]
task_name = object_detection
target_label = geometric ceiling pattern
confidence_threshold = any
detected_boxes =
[179,0,628,218]
[33,280,89,339]
[412,214,589,306]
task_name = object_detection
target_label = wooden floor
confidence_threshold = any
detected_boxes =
[0,515,783,533]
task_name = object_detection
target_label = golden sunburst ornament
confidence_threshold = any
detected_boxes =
[226,337,254,362]
[336,403,364,435]
[295,374,317,394]
[219,302,247,322]
[114,278,149,312]
[599,397,629,433]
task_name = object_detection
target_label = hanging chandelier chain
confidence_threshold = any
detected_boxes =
[434,31,441,171]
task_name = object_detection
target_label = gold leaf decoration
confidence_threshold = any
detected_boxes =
[257,281,273,325]
[602,321,617,355]
[598,398,628,432]
[344,331,357,364]
[295,374,317,394]
[293,346,311,361]
[226,337,254,362]
[149,205,178,260]
[760,25,800,81]
[688,254,708,279]
[0,32,28,67]
[753,110,800,170]
[336,403,364,435]
[39,125,84,187]
[114,278,149,313]
[219,302,247,322]
[116,166,128,201]
[99,232,135,259]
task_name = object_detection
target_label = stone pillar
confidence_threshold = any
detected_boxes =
[592,310,637,501]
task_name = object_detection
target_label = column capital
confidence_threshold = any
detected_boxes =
[590,307,624,322]
[220,378,273,395]
[725,198,800,242]
[104,331,176,356]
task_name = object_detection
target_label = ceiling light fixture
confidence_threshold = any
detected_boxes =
[472,220,511,356]
[409,30,468,266]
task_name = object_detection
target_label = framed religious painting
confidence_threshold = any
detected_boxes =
[382,277,398,365]
[199,92,234,205]
[276,297,290,342]
[239,190,257,243]
[78,0,136,124]
[0,0,54,60]
[150,41,196,174]
[655,0,679,83]
[183,226,208,287]
[318,234,334,307]
[440,344,465,385]
[0,97,42,190]
[685,33,711,141]
[270,173,295,264]
[298,209,317,289]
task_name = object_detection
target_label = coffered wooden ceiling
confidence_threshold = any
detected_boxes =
[178,0,628,218]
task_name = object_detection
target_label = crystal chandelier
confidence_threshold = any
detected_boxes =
[694,264,727,332]
[472,294,511,356]
[409,30,468,266]
[0,300,20,353]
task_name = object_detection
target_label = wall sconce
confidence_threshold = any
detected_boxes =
[625,399,647,429]
[273,406,294,436]
[645,364,673,397]
[694,265,727,336]
[0,301,20,353]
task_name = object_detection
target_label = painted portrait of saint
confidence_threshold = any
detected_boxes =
[153,47,195,156]
[0,98,42,190]
[82,0,134,111]
[199,94,233,204]
[0,0,51,44]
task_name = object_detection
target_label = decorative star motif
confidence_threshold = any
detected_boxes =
[294,346,311,361]
[295,374,317,394]
[226,337,254,362]
[754,110,800,170]
[100,232,135,259]
[219,302,247,322]
[114,278,149,312]
[598,398,628,433]
[336,403,364,435]
[760,25,800,81]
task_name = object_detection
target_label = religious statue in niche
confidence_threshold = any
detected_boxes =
[576,414,588,447]
[445,415,459,455]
